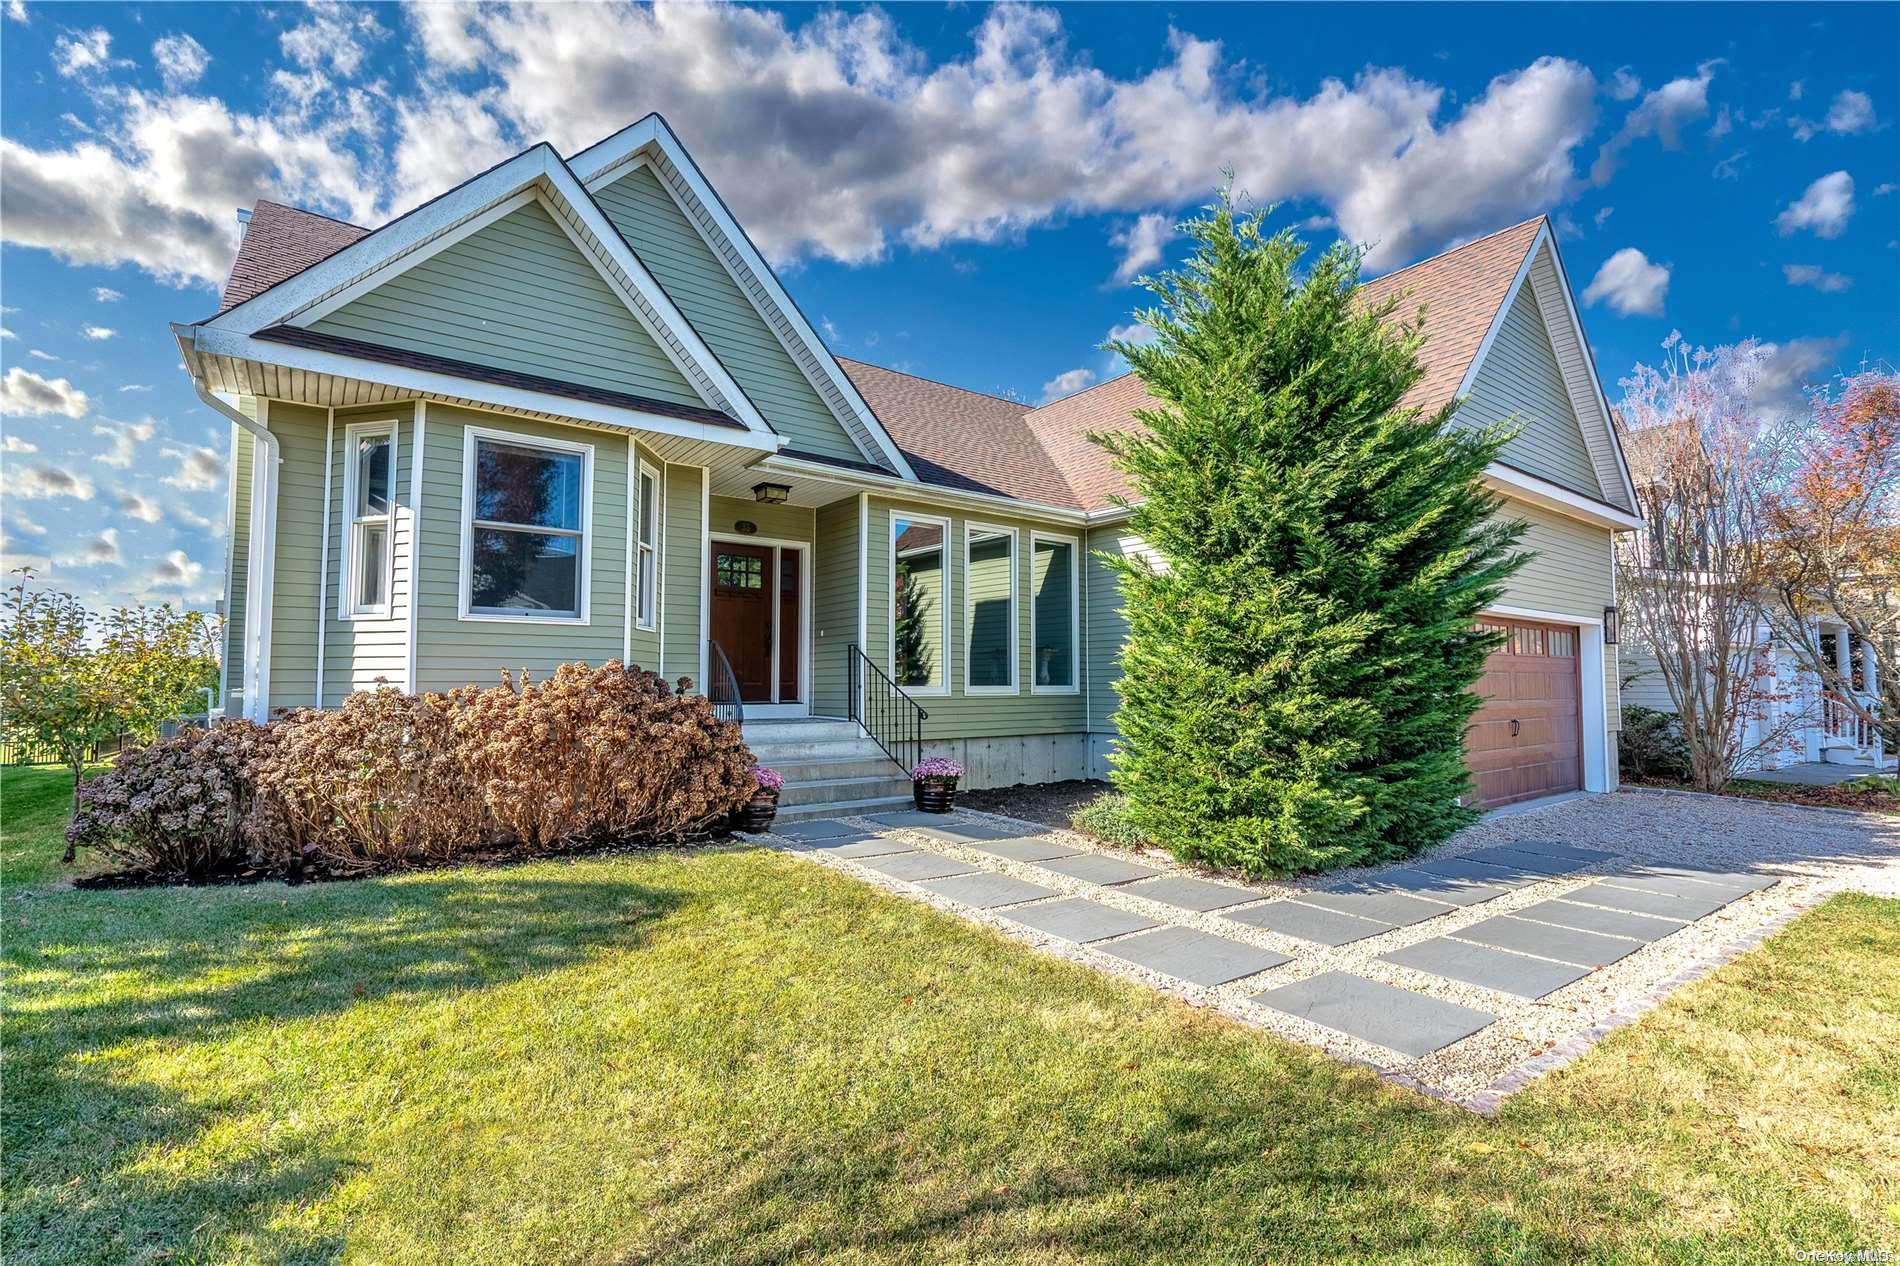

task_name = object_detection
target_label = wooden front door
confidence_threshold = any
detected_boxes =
[1467,618,1583,808]
[710,543,775,702]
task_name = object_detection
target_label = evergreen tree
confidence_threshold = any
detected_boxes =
[1098,194,1528,874]
[892,561,933,686]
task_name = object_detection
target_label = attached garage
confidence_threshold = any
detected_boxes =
[1468,616,1584,808]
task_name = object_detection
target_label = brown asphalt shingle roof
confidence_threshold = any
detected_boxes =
[209,196,1548,514]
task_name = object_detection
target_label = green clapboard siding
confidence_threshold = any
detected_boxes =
[811,497,860,716]
[592,166,866,464]
[661,464,705,690]
[322,402,415,703]
[863,497,1086,740]
[224,415,254,706]
[262,401,328,709]
[410,404,629,693]
[1082,526,1159,736]
[309,200,704,409]
[1461,285,1604,500]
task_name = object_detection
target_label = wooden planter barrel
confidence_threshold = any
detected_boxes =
[912,781,957,813]
[738,789,779,832]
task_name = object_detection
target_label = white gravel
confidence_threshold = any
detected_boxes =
[759,787,1900,1111]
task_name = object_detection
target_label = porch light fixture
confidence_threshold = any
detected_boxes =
[1603,605,1620,645]
[752,482,792,505]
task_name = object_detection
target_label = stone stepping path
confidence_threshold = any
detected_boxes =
[775,815,1779,1067]
[1099,927,1291,986]
[1254,971,1496,1060]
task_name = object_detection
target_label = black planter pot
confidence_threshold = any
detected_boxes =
[912,781,957,813]
[738,790,779,832]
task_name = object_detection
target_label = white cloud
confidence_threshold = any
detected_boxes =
[5,461,96,501]
[90,286,122,303]
[151,549,205,590]
[152,33,210,89]
[162,444,224,491]
[1606,68,1642,102]
[1825,89,1876,135]
[1776,171,1854,238]
[93,419,157,468]
[6,513,46,536]
[281,2,384,76]
[116,489,164,523]
[0,326,12,340]
[1110,213,1172,284]
[119,383,154,393]
[1591,61,1719,184]
[27,348,57,361]
[54,27,115,77]
[1754,335,1846,414]
[1875,183,1896,197]
[1782,263,1852,293]
[0,367,89,418]
[61,528,120,567]
[5,1,27,23]
[1106,321,1158,348]
[1789,80,1806,102]
[4,433,38,453]
[1581,247,1670,316]
[1594,206,1614,228]
[1039,367,1096,404]
[81,325,115,341]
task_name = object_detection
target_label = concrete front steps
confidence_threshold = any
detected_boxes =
[742,717,913,821]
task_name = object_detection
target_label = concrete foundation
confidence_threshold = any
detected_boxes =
[917,733,1094,791]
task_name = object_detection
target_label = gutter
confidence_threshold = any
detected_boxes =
[190,375,279,724]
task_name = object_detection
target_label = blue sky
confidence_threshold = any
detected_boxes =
[2,1,1895,612]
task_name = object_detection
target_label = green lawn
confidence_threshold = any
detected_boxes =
[3,765,1896,1264]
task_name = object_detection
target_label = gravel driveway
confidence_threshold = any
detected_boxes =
[769,787,1900,1111]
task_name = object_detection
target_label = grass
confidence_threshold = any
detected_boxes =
[4,764,1897,1264]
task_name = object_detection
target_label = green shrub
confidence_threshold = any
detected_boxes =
[1842,774,1899,798]
[1070,793,1149,850]
[1619,706,1691,782]
[65,661,755,881]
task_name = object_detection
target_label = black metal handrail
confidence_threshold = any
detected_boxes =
[706,639,744,726]
[846,642,928,776]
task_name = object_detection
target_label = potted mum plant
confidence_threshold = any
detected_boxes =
[740,765,783,832]
[910,757,963,813]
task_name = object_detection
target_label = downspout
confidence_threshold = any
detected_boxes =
[193,380,280,723]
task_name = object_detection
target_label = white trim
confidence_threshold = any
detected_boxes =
[962,520,1020,696]
[315,407,334,706]
[337,417,398,620]
[655,464,670,677]
[1029,530,1082,696]
[634,458,661,632]
[183,324,777,454]
[623,435,636,661]
[248,400,276,720]
[406,401,428,688]
[708,532,811,715]
[886,511,953,696]
[1451,231,1543,404]
[756,453,1087,525]
[1484,463,1646,531]
[697,466,710,690]
[456,422,594,625]
[1480,603,1612,796]
[857,493,869,715]
[219,414,241,708]
[572,116,920,481]
[1537,230,1641,511]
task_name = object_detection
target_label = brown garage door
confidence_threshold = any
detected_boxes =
[1467,617,1582,808]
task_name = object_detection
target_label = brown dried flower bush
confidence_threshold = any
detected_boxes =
[65,721,277,878]
[456,661,755,847]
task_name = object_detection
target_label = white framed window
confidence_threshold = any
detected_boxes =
[1029,531,1079,694]
[458,425,593,623]
[635,460,660,631]
[890,512,951,694]
[963,522,1018,694]
[339,420,397,619]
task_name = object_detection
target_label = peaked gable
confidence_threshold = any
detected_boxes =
[1460,282,1604,499]
[308,198,705,409]
[593,164,865,462]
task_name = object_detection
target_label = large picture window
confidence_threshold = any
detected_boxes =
[461,428,591,621]
[964,524,1017,693]
[891,514,948,692]
[341,421,396,618]
[1030,533,1078,693]
[635,462,659,630]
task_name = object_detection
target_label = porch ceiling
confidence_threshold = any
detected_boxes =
[706,461,860,509]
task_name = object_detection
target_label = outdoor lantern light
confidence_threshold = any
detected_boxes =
[752,482,791,505]
[1603,605,1620,645]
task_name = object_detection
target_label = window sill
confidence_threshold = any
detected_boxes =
[458,611,591,626]
[1030,686,1081,696]
[963,686,1020,697]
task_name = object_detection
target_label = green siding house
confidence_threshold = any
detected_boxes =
[178,114,1644,817]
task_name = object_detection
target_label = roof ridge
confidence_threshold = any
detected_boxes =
[1361,213,1545,291]
[837,357,1028,412]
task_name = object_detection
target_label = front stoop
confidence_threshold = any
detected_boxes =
[743,717,913,820]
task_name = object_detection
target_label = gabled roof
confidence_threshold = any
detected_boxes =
[221,201,369,312]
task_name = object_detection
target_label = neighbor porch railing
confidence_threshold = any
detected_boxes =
[846,643,927,776]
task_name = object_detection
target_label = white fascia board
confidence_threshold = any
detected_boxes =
[1450,223,1545,404]
[756,454,1087,526]
[575,117,921,483]
[1485,463,1647,531]
[179,323,778,454]
[1536,231,1642,511]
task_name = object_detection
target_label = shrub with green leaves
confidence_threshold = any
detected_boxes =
[1070,792,1149,850]
[1097,193,1525,876]
[1618,705,1692,782]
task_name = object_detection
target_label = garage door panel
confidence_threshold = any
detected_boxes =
[1467,617,1583,809]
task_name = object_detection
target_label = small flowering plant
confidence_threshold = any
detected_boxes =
[910,757,963,786]
[748,764,784,795]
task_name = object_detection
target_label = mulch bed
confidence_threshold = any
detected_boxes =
[1626,774,1900,815]
[954,780,1114,831]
